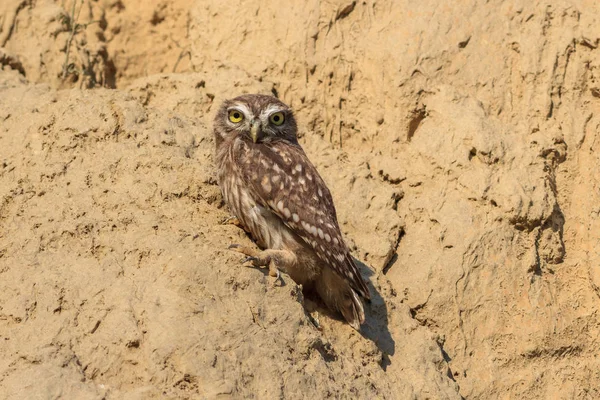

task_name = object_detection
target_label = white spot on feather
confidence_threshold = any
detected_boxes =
[292,213,299,222]
[310,225,318,236]
[261,175,271,192]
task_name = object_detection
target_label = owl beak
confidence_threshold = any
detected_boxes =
[250,120,262,143]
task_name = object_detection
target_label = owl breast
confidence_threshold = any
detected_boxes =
[217,141,292,250]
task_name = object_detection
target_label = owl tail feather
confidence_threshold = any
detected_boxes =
[316,267,366,330]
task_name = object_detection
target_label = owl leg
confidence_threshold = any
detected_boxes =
[228,245,296,285]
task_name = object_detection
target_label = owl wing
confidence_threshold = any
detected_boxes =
[238,139,370,300]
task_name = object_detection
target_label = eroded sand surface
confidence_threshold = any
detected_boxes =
[1,0,600,398]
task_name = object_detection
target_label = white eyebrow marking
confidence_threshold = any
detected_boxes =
[260,104,285,121]
[227,103,253,122]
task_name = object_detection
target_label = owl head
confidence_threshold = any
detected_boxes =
[214,94,299,146]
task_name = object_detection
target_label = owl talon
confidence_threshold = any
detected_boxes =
[222,216,242,226]
[268,263,280,278]
[228,244,291,286]
[242,256,263,266]
[241,255,282,285]
[267,260,284,286]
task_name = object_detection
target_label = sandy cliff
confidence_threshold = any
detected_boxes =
[1,0,599,398]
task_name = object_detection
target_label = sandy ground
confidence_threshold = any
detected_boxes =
[1,0,600,398]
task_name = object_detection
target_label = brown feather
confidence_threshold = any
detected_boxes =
[236,139,370,300]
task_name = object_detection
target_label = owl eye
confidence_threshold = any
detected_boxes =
[228,110,244,123]
[269,112,285,126]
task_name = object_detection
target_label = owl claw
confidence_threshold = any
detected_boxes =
[268,263,283,287]
[228,245,290,286]
[242,256,263,266]
[241,256,282,286]
[269,266,280,278]
[222,216,241,226]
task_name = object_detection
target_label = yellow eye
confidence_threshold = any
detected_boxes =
[269,112,285,126]
[228,110,244,123]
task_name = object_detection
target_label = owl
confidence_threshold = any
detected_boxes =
[214,94,370,330]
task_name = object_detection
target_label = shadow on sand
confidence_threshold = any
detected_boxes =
[354,258,395,365]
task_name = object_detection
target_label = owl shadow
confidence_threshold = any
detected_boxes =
[353,257,396,359]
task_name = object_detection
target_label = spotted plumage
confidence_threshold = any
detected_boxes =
[214,94,370,329]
